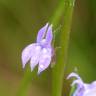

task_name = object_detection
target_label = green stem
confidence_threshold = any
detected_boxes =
[17,68,36,96]
[50,0,66,26]
[52,0,75,96]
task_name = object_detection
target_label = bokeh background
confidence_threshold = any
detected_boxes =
[0,0,96,96]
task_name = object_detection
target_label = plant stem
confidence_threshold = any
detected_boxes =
[52,0,75,96]
[17,68,35,96]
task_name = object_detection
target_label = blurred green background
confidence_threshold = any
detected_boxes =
[0,0,96,96]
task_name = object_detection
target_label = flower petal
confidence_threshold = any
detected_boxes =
[84,82,96,96]
[90,81,96,88]
[67,72,96,96]
[21,43,36,68]
[38,48,52,74]
[67,72,81,80]
[46,25,53,44]
[85,81,96,90]
[37,23,48,43]
[72,80,85,96]
[84,88,96,96]
[73,87,84,96]
[71,79,83,87]
[30,45,41,71]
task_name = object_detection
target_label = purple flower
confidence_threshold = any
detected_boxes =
[21,23,53,74]
[67,72,96,96]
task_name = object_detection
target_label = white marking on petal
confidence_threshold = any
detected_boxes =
[42,48,47,53]
[40,39,46,44]
[21,43,36,68]
[39,64,44,68]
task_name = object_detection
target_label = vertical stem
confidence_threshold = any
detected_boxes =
[52,0,75,96]
[17,68,35,96]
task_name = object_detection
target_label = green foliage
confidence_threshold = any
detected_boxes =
[0,0,96,96]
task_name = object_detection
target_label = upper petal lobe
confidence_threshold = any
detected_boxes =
[46,25,53,44]
[37,23,48,43]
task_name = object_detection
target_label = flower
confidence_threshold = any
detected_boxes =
[67,72,96,96]
[21,23,53,74]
